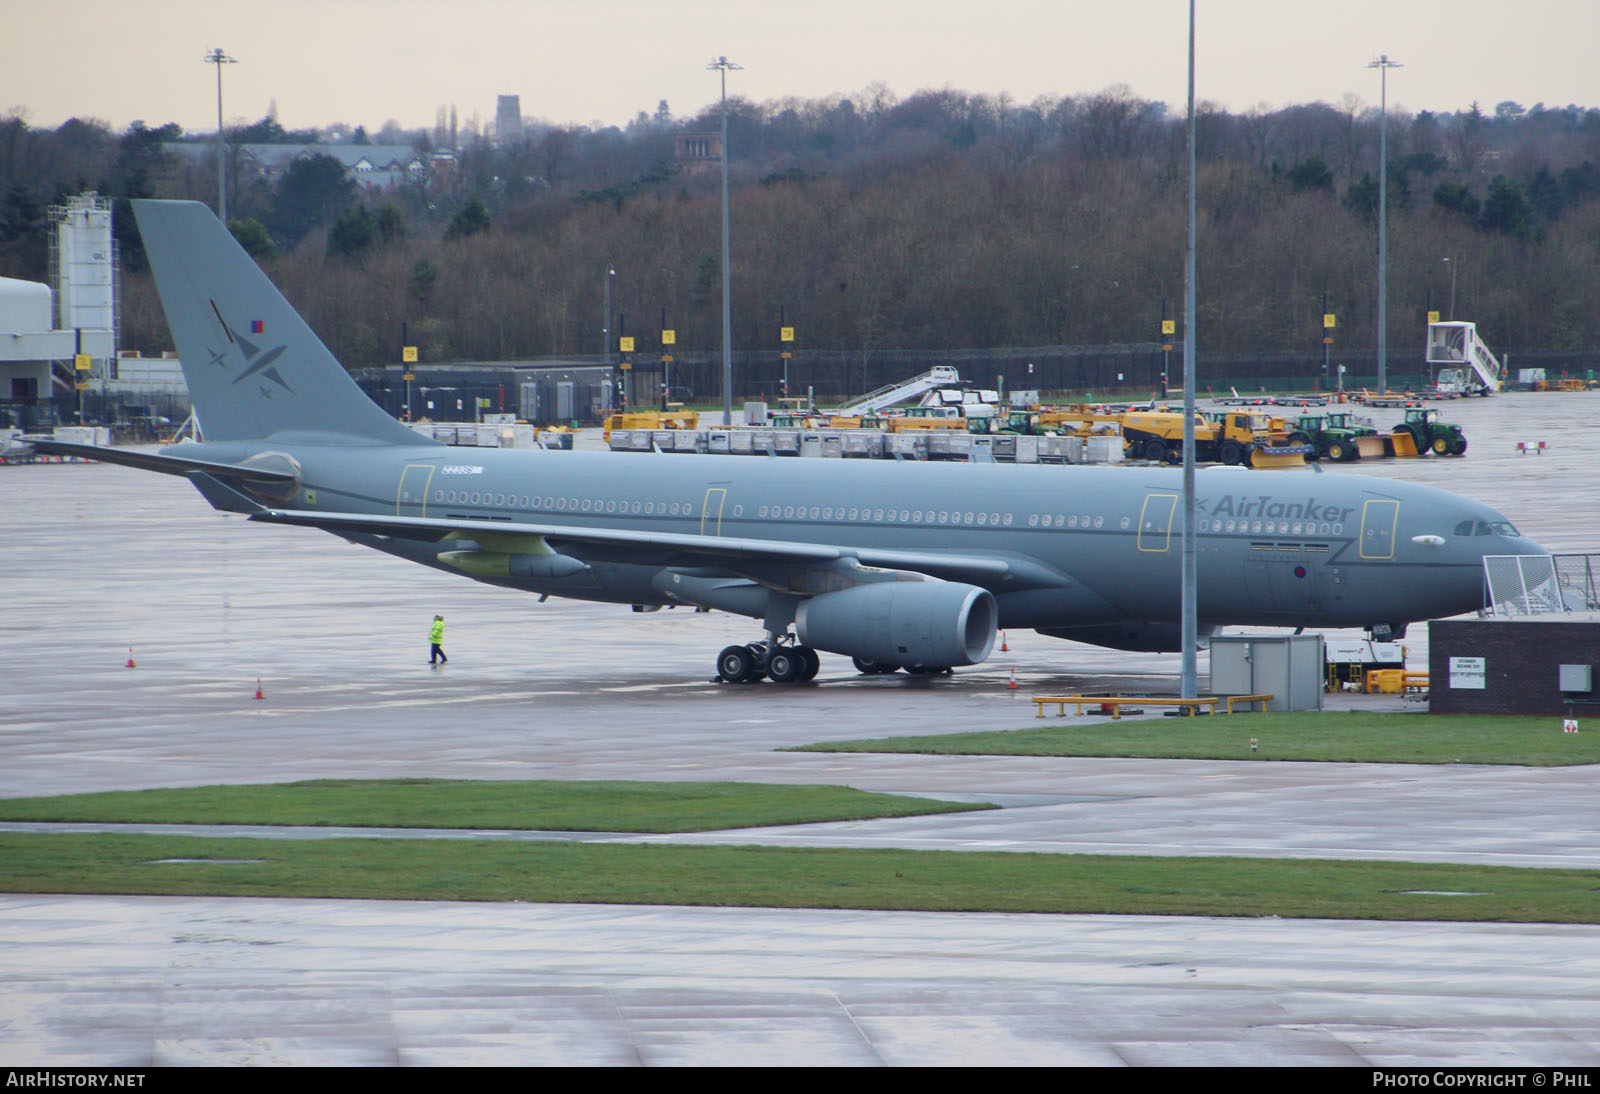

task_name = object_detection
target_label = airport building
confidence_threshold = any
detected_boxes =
[0,194,118,431]
[1429,553,1600,716]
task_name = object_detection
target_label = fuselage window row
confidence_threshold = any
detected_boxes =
[431,489,690,517]
[752,506,1020,527]
[1027,514,1107,529]
[1199,518,1345,537]
[421,489,1347,541]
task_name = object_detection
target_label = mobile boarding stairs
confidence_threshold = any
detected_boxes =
[1428,321,1504,397]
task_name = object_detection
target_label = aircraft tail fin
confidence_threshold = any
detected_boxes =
[132,200,424,446]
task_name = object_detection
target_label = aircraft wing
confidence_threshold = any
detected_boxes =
[247,506,1035,589]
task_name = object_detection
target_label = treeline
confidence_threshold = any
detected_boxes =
[3,87,1599,387]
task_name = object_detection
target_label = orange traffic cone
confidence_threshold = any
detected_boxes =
[253,678,265,701]
[126,647,136,668]
[1000,631,1009,652]
[1008,668,1018,690]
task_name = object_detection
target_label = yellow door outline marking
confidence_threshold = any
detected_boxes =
[1137,493,1178,553]
[1359,499,1399,559]
[397,464,436,516]
[701,487,727,535]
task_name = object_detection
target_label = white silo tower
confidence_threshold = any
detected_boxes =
[47,192,117,357]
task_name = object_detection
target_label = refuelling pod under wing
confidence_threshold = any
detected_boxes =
[795,581,997,669]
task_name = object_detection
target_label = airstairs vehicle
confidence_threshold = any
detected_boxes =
[1428,321,1503,397]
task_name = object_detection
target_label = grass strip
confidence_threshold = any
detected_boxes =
[0,779,990,832]
[1,832,1596,923]
[790,712,1600,765]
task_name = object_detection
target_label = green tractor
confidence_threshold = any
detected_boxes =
[969,410,1043,435]
[1395,407,1467,457]
[1290,412,1380,462]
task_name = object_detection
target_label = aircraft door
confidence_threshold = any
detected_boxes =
[1137,493,1178,552]
[701,487,728,535]
[397,464,435,517]
[1359,499,1400,560]
[1248,556,1328,615]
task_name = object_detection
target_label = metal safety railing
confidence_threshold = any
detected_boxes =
[1483,554,1600,616]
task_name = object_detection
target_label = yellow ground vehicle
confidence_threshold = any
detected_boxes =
[968,410,1044,434]
[821,413,885,430]
[1122,410,1310,468]
[882,406,967,432]
[601,409,699,442]
[1034,406,1122,437]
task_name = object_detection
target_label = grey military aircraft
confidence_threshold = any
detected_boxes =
[36,200,1545,683]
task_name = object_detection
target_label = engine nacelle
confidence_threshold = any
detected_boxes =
[795,581,997,669]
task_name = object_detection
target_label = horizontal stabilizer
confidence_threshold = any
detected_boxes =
[27,440,298,484]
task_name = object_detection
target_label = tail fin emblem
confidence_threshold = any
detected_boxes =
[229,329,294,395]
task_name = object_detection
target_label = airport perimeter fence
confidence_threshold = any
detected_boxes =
[11,390,193,438]
[343,343,1600,425]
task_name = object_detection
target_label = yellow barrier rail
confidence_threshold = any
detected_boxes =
[1032,694,1275,720]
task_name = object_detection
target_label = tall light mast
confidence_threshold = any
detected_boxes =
[204,48,238,222]
[1367,53,1402,393]
[708,55,742,425]
[1180,0,1199,699]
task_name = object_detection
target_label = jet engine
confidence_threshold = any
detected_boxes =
[795,580,997,669]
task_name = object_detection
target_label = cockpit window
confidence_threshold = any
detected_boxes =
[1455,519,1520,537]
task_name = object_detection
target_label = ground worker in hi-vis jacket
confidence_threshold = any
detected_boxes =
[429,614,447,665]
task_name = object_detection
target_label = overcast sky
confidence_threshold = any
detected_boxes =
[9,0,1600,135]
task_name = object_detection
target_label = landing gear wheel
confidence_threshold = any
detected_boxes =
[767,648,804,683]
[717,644,760,683]
[798,647,821,681]
[852,656,899,675]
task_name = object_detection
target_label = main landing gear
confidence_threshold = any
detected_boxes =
[715,640,821,684]
[713,642,955,683]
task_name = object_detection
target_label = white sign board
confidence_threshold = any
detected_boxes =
[1324,639,1405,665]
[1449,656,1487,689]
